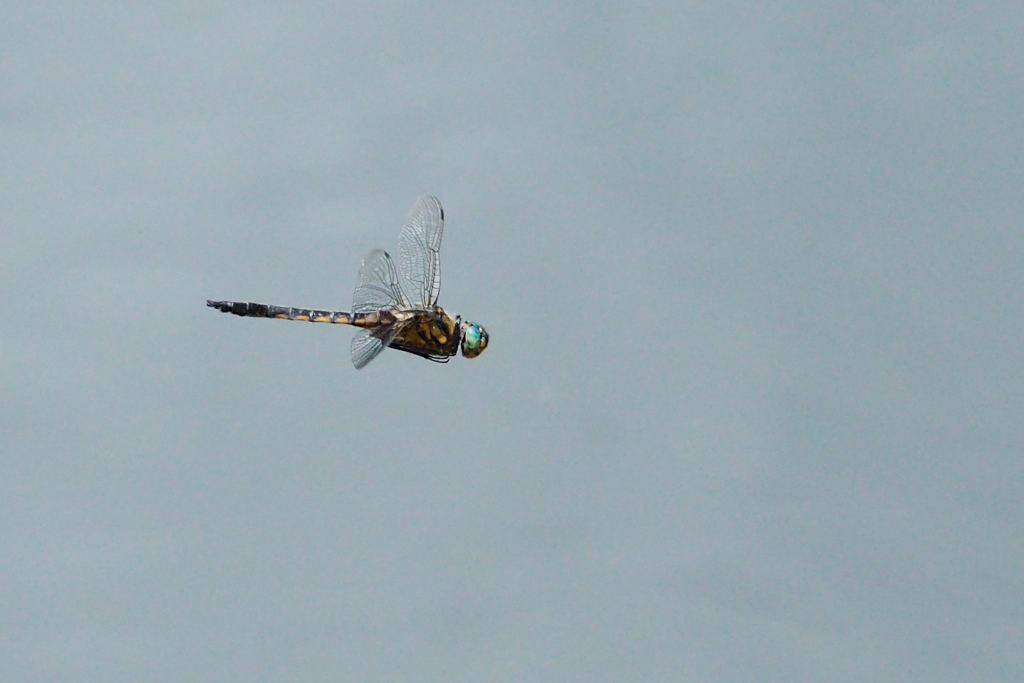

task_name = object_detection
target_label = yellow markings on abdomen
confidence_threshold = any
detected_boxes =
[267,306,354,324]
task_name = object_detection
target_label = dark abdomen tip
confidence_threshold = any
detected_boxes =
[207,300,269,317]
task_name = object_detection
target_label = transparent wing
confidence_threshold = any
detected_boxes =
[350,326,400,369]
[351,249,410,314]
[397,194,444,307]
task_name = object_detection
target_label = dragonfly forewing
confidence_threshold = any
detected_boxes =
[398,194,444,307]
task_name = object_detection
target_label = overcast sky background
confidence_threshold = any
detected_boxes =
[2,2,1023,681]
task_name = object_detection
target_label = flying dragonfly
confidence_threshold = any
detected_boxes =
[207,195,488,369]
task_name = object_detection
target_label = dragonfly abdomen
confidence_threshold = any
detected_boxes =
[206,300,357,325]
[206,300,399,329]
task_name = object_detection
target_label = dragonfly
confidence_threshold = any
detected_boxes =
[207,195,488,369]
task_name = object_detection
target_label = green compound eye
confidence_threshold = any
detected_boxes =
[461,323,488,358]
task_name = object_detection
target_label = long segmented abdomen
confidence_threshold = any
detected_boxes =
[207,300,392,328]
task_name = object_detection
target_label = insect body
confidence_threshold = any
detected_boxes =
[208,195,488,369]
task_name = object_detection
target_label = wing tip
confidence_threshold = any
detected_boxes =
[414,194,444,220]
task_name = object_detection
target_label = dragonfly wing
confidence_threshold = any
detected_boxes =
[350,325,401,369]
[398,195,444,307]
[351,249,410,314]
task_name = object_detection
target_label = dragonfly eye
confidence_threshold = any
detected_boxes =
[461,322,488,358]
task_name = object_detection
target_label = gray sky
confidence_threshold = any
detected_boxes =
[2,2,1022,681]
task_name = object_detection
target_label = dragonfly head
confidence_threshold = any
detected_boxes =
[460,321,489,359]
